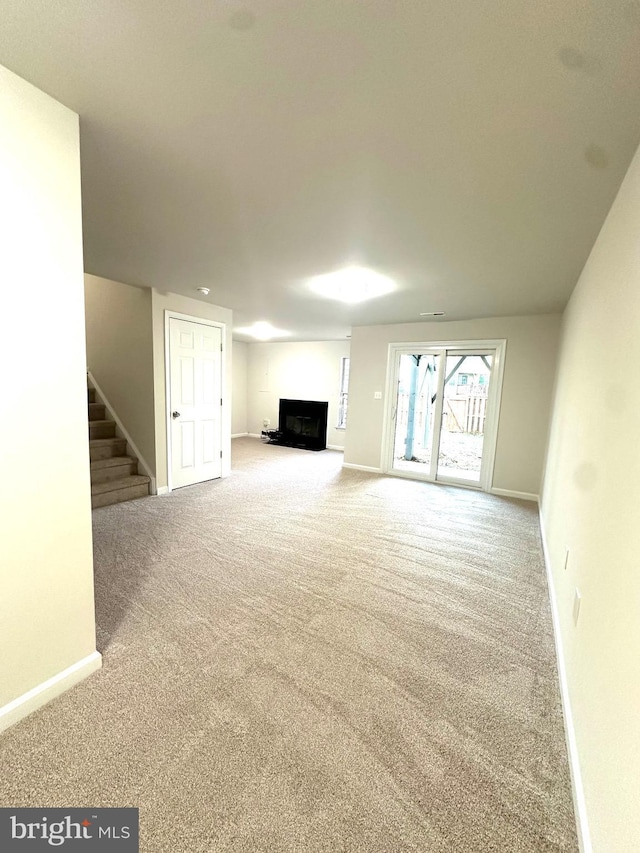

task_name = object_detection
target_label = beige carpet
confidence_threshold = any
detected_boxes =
[0,438,577,851]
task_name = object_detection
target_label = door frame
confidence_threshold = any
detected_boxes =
[164,310,226,493]
[381,339,506,492]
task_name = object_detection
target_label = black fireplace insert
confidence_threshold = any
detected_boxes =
[266,398,328,451]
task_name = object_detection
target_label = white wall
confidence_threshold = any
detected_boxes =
[344,315,561,496]
[84,274,155,473]
[541,144,640,853]
[0,65,99,728]
[246,340,351,449]
[232,340,248,435]
[151,291,233,489]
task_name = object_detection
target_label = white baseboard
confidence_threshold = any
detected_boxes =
[156,486,170,496]
[231,432,249,439]
[326,444,345,451]
[248,433,262,438]
[0,651,102,734]
[538,509,592,853]
[342,462,382,473]
[491,487,539,502]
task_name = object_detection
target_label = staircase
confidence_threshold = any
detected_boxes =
[88,385,151,508]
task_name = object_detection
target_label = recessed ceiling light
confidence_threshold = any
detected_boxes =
[308,266,395,304]
[196,287,210,296]
[420,311,446,317]
[234,321,290,341]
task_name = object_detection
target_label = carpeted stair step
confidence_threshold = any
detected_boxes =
[88,402,106,421]
[89,419,116,440]
[86,383,150,509]
[90,437,127,460]
[91,474,151,509]
[91,456,138,484]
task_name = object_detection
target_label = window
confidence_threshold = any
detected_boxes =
[337,357,350,428]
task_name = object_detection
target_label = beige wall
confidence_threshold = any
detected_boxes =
[0,66,98,719]
[152,291,233,489]
[541,145,640,852]
[246,340,351,449]
[232,340,248,435]
[344,315,561,496]
[84,274,155,473]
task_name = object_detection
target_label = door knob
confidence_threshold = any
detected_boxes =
[172,411,181,419]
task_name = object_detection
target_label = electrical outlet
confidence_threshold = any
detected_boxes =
[573,588,581,626]
[564,548,570,571]
[374,391,382,400]
[263,418,270,428]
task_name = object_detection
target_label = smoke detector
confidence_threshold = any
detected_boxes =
[196,287,210,296]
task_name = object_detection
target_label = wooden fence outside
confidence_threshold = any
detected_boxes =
[442,394,487,434]
[396,387,488,441]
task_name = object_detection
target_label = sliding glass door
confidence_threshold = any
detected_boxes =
[436,352,493,484]
[386,341,504,491]
[392,353,440,475]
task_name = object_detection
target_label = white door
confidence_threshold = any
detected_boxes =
[169,317,222,489]
[386,341,505,492]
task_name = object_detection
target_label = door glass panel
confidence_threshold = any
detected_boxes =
[392,353,439,476]
[436,354,492,483]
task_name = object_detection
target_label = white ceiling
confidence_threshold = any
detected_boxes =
[2,1,640,341]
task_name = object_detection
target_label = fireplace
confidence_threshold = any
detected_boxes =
[276,398,328,451]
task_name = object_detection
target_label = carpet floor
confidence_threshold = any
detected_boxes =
[0,438,577,852]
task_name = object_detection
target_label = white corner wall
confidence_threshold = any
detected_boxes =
[541,143,640,852]
[151,291,233,490]
[344,316,561,495]
[232,340,248,435]
[0,65,100,729]
[246,340,351,449]
[84,274,156,474]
